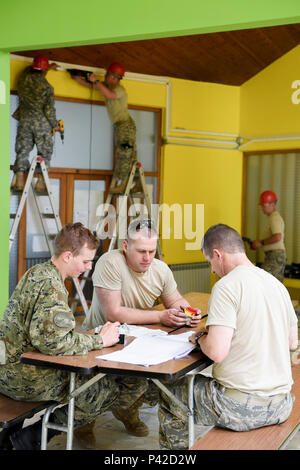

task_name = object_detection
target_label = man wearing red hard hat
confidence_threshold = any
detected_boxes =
[11,55,62,193]
[251,190,286,282]
[71,62,139,194]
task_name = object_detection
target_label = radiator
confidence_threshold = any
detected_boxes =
[169,262,211,294]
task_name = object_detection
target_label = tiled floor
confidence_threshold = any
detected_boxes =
[45,316,300,450]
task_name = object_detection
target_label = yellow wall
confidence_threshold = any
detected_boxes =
[160,77,241,263]
[13,45,300,264]
[170,78,240,134]
[10,57,242,265]
[240,44,300,151]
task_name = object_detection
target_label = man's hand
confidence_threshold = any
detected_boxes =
[99,321,120,347]
[88,73,98,83]
[251,240,262,250]
[159,308,202,327]
[189,328,207,345]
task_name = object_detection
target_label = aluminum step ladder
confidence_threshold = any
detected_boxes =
[9,156,89,316]
[95,161,162,258]
[73,162,163,307]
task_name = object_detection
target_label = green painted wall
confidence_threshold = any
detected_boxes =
[0,52,10,314]
[0,0,300,313]
[1,0,300,51]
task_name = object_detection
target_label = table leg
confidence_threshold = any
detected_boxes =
[66,372,76,450]
[187,374,195,449]
[151,378,195,448]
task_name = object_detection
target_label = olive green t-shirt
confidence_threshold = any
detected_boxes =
[262,210,285,251]
[105,83,130,124]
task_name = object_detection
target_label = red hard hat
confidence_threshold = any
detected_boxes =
[259,190,278,205]
[107,62,125,77]
[32,55,50,71]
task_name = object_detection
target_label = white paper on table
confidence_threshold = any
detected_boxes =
[94,324,168,337]
[96,331,195,367]
[121,325,168,337]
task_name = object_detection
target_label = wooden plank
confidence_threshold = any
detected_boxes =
[191,365,300,450]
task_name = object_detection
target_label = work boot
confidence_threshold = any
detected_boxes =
[112,399,149,437]
[74,420,96,449]
[131,179,143,193]
[10,174,17,192]
[12,172,25,192]
[10,419,61,450]
[35,174,47,194]
[110,179,128,194]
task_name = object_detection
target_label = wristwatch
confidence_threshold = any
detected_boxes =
[195,331,208,346]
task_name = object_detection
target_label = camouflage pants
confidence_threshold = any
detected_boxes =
[0,364,148,430]
[159,375,293,449]
[14,116,53,173]
[50,373,149,430]
[262,249,286,282]
[114,117,137,179]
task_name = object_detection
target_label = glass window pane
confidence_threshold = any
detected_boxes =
[73,179,106,231]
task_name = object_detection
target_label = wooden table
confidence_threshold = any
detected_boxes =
[21,296,212,451]
[153,291,210,317]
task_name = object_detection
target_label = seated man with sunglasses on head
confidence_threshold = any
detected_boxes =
[83,218,201,330]
[79,218,201,443]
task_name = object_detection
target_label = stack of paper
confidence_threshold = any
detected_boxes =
[95,324,167,337]
[96,331,195,367]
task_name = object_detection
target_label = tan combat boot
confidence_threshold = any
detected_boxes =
[14,172,25,192]
[74,420,96,449]
[110,178,128,194]
[112,399,149,437]
[35,174,47,194]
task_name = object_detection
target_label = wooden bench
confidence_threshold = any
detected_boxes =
[191,364,300,450]
[0,394,55,450]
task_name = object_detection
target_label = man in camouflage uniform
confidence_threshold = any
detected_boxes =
[158,224,298,449]
[251,190,286,282]
[71,62,140,194]
[0,223,148,450]
[11,55,61,194]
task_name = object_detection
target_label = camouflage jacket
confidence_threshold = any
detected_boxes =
[12,66,58,128]
[0,260,103,363]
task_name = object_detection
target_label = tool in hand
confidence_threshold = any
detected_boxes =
[67,68,93,83]
[58,119,64,143]
[242,236,252,246]
[53,119,64,143]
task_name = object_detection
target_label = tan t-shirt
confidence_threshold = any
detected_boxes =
[206,265,297,396]
[83,249,177,328]
[262,210,285,251]
[105,84,130,124]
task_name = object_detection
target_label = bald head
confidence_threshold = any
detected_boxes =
[201,224,245,259]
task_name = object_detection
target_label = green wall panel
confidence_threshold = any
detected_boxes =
[1,0,300,51]
[0,51,10,316]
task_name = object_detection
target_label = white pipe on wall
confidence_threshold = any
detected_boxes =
[239,134,300,150]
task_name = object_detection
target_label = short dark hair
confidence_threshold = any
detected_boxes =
[53,223,100,257]
[201,224,245,258]
[127,218,158,242]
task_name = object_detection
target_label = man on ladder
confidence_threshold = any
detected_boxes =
[9,156,90,318]
[70,62,141,194]
[10,55,62,194]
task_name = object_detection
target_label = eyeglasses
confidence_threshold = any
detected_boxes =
[127,219,155,232]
